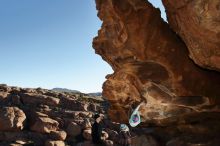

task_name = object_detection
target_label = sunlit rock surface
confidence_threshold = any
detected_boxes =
[0,85,108,145]
[93,0,220,125]
[93,0,220,145]
[162,0,220,71]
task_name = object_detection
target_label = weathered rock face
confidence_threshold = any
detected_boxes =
[50,130,67,141]
[162,0,220,71]
[93,0,220,123]
[30,112,59,134]
[0,107,26,131]
[21,93,60,106]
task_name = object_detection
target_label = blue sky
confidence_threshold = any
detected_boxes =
[0,0,166,93]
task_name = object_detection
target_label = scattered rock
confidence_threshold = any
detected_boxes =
[0,107,26,131]
[20,93,60,106]
[0,85,106,145]
[0,131,47,145]
[101,131,109,140]
[66,122,82,137]
[50,130,67,141]
[0,92,9,104]
[78,112,92,119]
[0,84,11,92]
[45,140,65,146]
[105,129,118,141]
[88,103,97,111]
[76,141,94,146]
[104,140,114,146]
[30,112,59,133]
[10,95,22,106]
[79,103,89,111]
[61,100,89,111]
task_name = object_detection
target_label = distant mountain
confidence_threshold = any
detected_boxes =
[52,88,102,97]
[88,92,102,96]
[52,88,81,93]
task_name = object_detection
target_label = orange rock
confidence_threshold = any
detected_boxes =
[0,107,26,131]
[66,122,81,137]
[162,0,220,71]
[93,0,220,123]
[30,112,59,134]
[20,93,60,106]
[0,92,9,104]
[50,130,67,141]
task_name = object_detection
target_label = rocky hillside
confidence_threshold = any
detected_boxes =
[0,84,164,146]
[1,0,219,145]
[0,84,110,146]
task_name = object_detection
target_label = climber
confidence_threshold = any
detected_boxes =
[91,113,105,145]
[129,102,145,127]
[118,124,132,146]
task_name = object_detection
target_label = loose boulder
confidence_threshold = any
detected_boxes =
[50,130,67,141]
[66,122,81,137]
[45,140,65,146]
[0,107,26,131]
[30,112,59,133]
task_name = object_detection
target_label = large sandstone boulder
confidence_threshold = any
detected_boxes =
[20,93,60,106]
[0,84,11,92]
[60,96,88,111]
[66,122,82,137]
[30,112,59,133]
[101,131,109,140]
[105,140,114,146]
[0,131,48,145]
[162,0,220,71]
[50,130,67,141]
[0,92,9,104]
[45,140,65,146]
[0,132,25,141]
[78,112,93,119]
[93,0,220,123]
[10,95,22,105]
[0,107,26,131]
[105,129,118,142]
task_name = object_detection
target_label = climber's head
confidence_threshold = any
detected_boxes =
[120,124,129,132]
